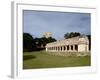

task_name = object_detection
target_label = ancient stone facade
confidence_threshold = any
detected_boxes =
[45,36,89,52]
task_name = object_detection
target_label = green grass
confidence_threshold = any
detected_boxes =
[23,50,91,69]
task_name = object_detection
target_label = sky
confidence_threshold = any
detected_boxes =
[23,10,91,40]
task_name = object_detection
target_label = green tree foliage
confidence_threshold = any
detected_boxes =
[23,33,57,52]
[23,33,36,52]
[40,37,56,46]
[34,37,56,48]
[86,35,91,50]
[64,32,81,39]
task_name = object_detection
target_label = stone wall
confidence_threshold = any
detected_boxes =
[46,36,89,52]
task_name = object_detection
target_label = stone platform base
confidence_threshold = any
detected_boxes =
[47,52,90,57]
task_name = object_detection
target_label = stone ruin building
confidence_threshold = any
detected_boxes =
[45,36,89,52]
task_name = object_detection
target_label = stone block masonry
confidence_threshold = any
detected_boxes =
[45,36,89,52]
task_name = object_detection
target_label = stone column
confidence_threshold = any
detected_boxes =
[55,47,56,51]
[69,45,71,51]
[56,47,58,51]
[56,46,58,51]
[73,45,75,51]
[55,47,57,51]
[58,47,59,51]
[46,47,48,51]
[65,46,67,51]
[60,46,61,52]
[58,47,60,51]
[54,47,55,51]
[52,47,53,51]
[62,46,64,52]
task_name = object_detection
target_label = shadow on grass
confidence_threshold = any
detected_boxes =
[23,55,36,60]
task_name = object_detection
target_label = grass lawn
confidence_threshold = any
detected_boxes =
[23,50,91,69]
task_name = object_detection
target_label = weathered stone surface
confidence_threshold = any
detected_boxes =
[45,35,89,52]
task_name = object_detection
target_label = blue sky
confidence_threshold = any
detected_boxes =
[23,10,91,40]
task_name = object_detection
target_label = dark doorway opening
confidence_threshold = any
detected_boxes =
[71,45,73,50]
[64,46,66,50]
[75,45,78,51]
[67,46,69,50]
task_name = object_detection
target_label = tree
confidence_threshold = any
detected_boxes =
[47,37,57,43]
[23,33,35,52]
[40,37,56,47]
[32,37,57,50]
[86,35,91,50]
[64,32,81,39]
[23,33,57,52]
